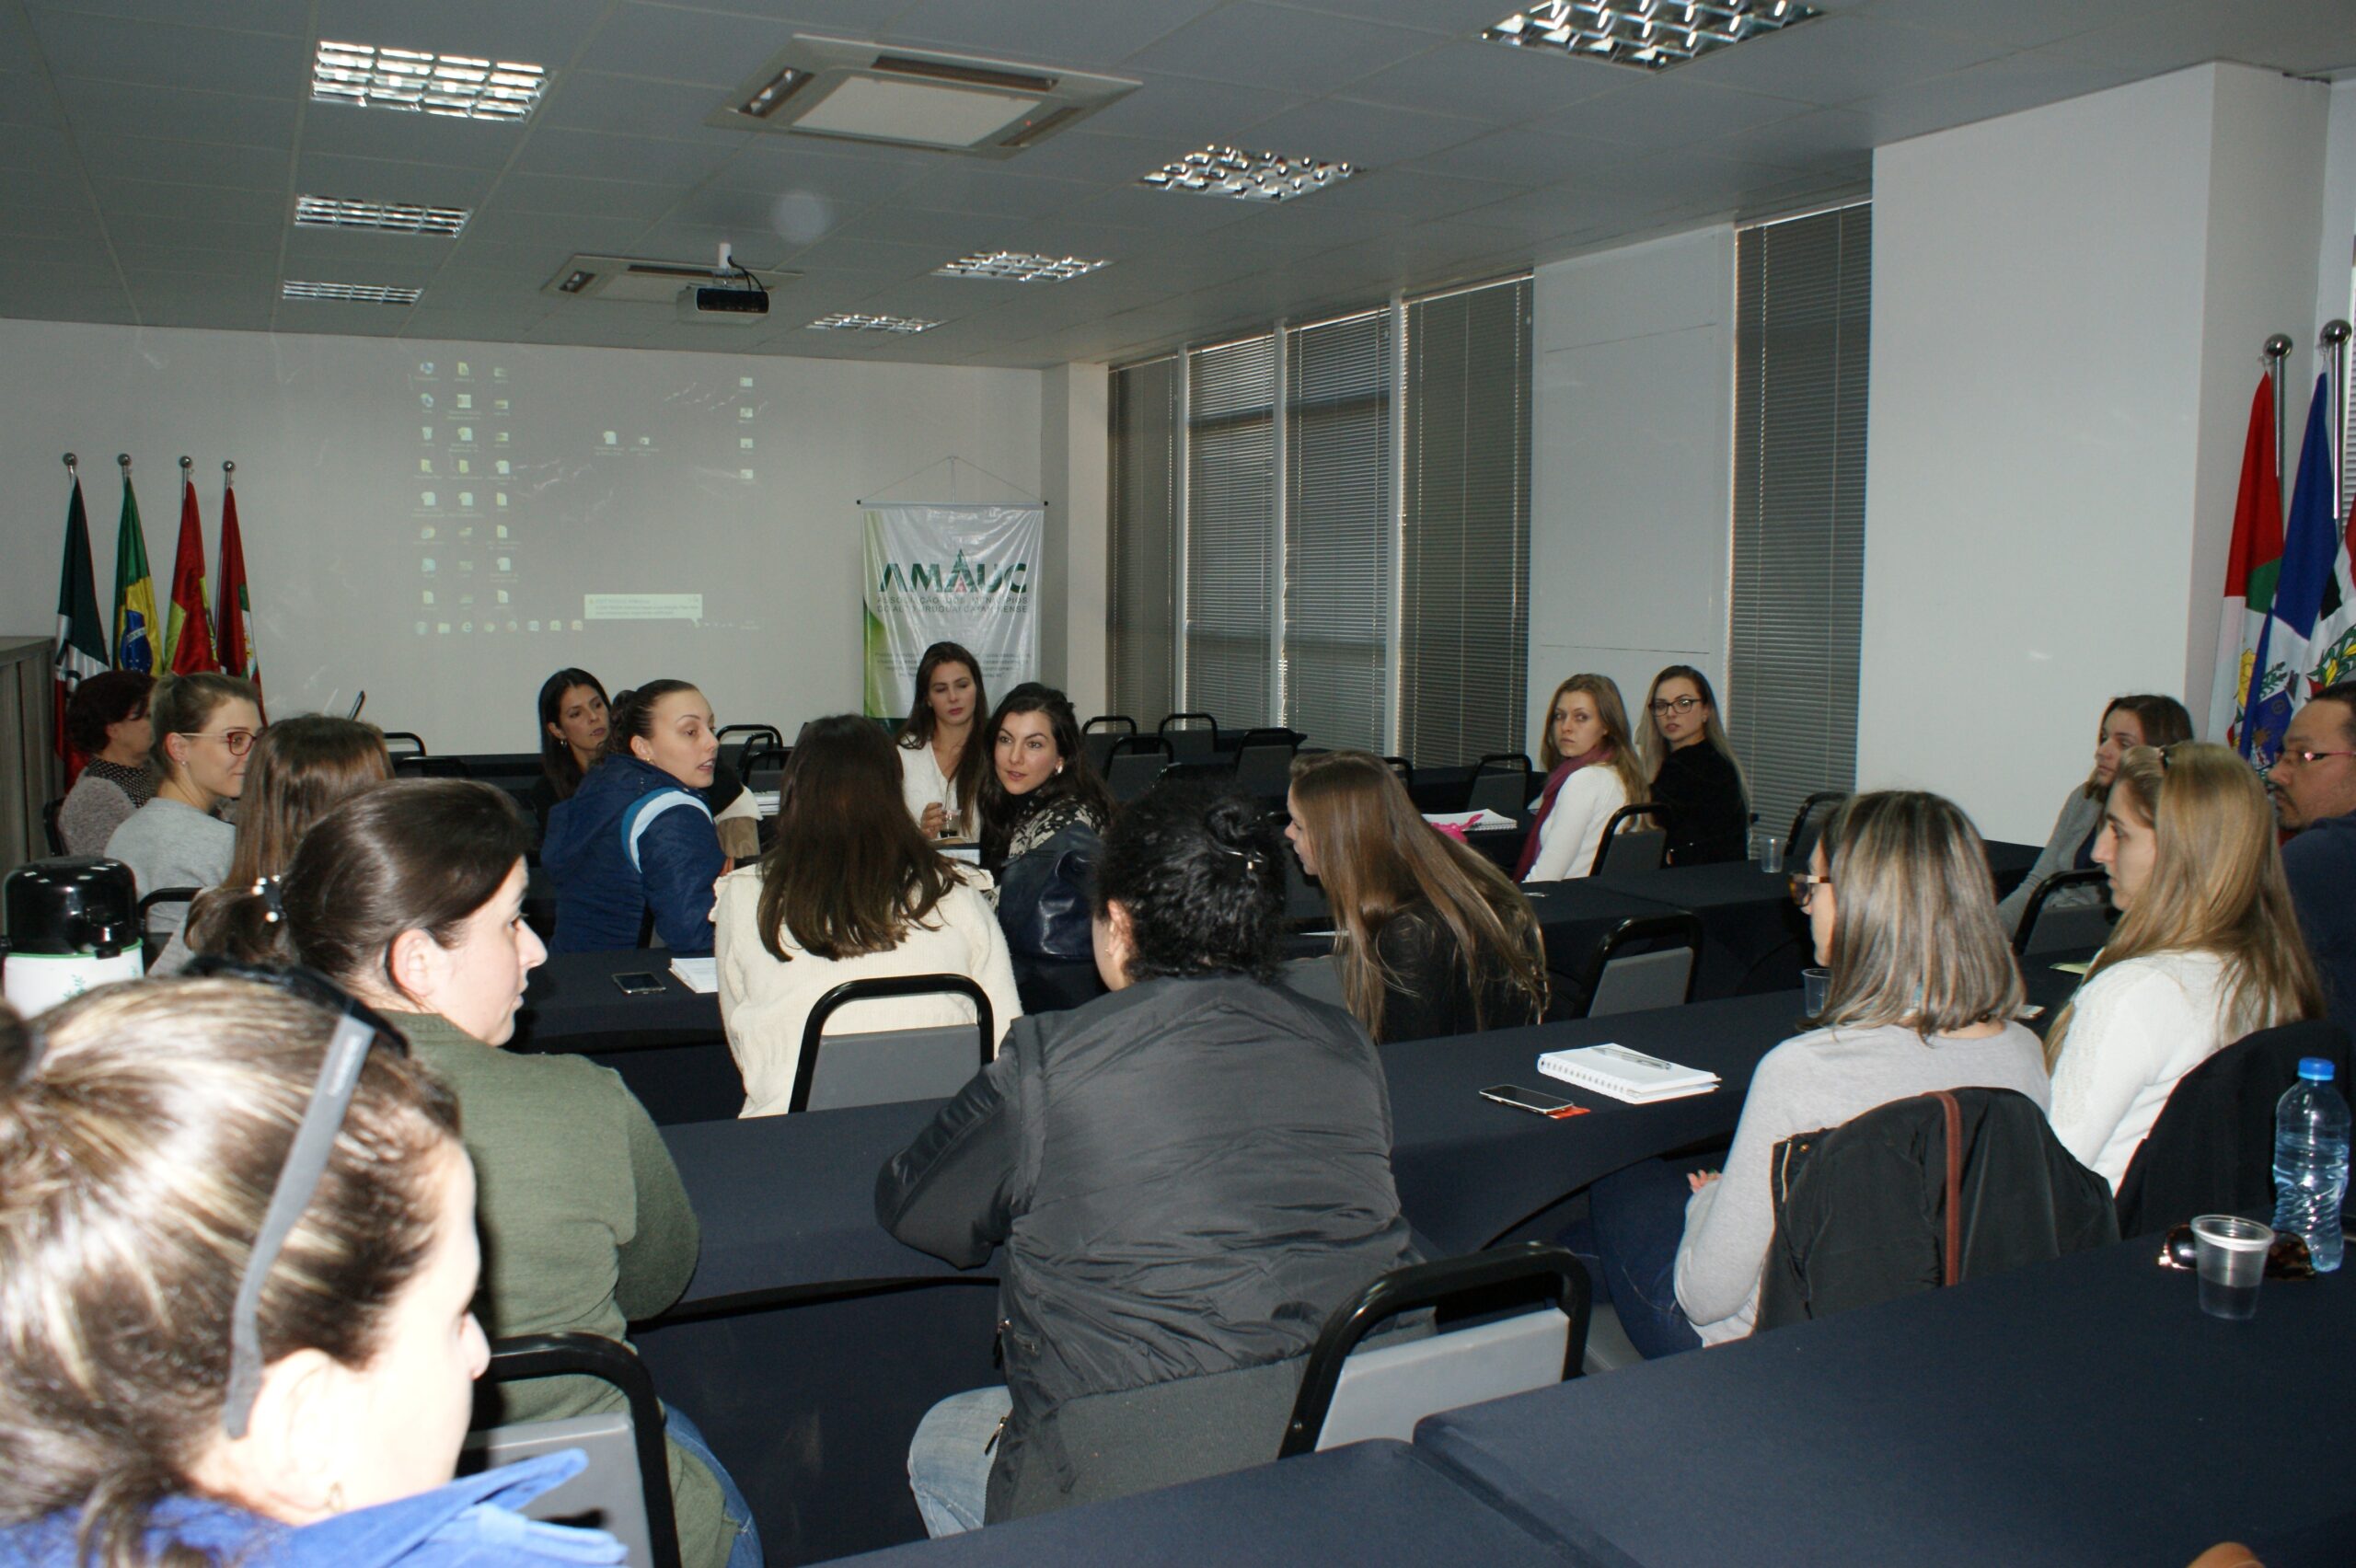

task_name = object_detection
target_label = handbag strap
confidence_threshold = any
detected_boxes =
[1934,1090,1962,1287]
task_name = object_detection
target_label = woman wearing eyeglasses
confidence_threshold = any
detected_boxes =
[1639,665,1749,866]
[2044,744,2322,1188]
[1572,791,2046,1357]
[210,780,760,1568]
[0,977,626,1566]
[103,672,260,945]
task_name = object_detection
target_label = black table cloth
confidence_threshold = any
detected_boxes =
[1416,1238,2356,1567]
[510,951,742,1124]
[1583,858,1813,996]
[831,1440,1566,1568]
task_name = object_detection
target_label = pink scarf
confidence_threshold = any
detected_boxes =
[1514,744,1614,880]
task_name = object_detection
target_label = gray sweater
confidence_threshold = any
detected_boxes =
[1995,786,2106,935]
[1674,1020,2050,1343]
[103,797,233,943]
[57,760,153,859]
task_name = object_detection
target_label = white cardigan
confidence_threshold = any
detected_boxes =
[1521,766,1631,882]
[897,741,969,835]
[2049,950,2235,1190]
[713,864,1021,1118]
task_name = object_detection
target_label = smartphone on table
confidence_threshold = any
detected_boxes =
[612,971,667,996]
[1481,1084,1588,1119]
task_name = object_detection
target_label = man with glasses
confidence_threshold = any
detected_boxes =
[2269,681,2356,1035]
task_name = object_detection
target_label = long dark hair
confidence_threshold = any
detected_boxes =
[2079,693,2194,800]
[975,683,1114,864]
[755,715,959,962]
[537,667,608,801]
[202,780,531,1006]
[899,642,990,838]
[1092,782,1284,984]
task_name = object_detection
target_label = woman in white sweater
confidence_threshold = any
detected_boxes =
[716,714,1020,1117]
[895,641,991,840]
[2045,743,2322,1188]
[1515,674,1651,882]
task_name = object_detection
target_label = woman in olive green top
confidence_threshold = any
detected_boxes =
[208,778,759,1568]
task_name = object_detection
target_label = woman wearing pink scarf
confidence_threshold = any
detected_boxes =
[1516,675,1651,882]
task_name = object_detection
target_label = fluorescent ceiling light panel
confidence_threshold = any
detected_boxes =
[1484,0,1821,70]
[281,279,422,304]
[793,75,1040,147]
[294,195,470,236]
[807,311,939,334]
[937,251,1109,282]
[313,40,549,120]
[1141,146,1352,202]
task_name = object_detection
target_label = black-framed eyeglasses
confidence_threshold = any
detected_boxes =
[180,956,409,1437]
[1648,696,1703,717]
[1788,871,1831,908]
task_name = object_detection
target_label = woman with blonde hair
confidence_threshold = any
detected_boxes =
[2046,743,2322,1188]
[102,672,260,943]
[1575,790,2046,1356]
[1518,674,1651,882]
[1287,751,1548,1043]
[1639,664,1749,866]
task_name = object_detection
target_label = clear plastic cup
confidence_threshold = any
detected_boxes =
[1760,835,1784,874]
[1801,966,1831,1017]
[2191,1215,2273,1320]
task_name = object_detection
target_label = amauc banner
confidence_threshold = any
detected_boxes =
[862,504,1042,716]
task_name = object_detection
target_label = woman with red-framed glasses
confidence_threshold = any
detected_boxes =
[101,672,260,950]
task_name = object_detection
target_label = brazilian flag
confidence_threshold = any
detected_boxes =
[112,469,157,672]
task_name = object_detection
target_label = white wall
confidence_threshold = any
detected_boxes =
[1859,63,2327,843]
[1527,225,1737,755]
[2314,80,2356,363]
[0,318,1045,753]
[1038,362,1110,716]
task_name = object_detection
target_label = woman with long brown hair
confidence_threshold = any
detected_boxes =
[898,641,991,839]
[1518,674,1651,882]
[1996,693,2193,934]
[715,715,1019,1117]
[2046,743,2323,1187]
[1287,751,1547,1043]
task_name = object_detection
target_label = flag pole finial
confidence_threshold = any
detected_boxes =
[2323,320,2352,349]
[223,459,235,477]
[179,455,192,476]
[118,454,132,472]
[2263,334,2293,361]
[63,452,76,473]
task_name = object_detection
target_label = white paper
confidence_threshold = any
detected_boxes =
[668,957,718,993]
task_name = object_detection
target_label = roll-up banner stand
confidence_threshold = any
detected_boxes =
[861,504,1042,717]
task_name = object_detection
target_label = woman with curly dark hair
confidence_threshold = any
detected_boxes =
[879,782,1415,1535]
[55,670,155,856]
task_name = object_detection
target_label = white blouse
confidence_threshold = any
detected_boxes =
[1522,766,1631,882]
[2049,950,2236,1190]
[897,740,972,836]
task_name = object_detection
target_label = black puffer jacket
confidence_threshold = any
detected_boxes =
[876,974,1414,1518]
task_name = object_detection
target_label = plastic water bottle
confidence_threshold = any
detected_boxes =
[2271,1057,2350,1273]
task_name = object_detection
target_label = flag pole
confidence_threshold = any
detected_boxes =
[2326,319,2351,516]
[2265,334,2292,493]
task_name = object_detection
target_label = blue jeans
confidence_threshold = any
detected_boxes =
[1560,1158,1705,1360]
[664,1404,764,1568]
[907,1385,1012,1538]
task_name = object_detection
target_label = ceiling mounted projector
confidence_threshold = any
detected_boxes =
[677,282,768,323]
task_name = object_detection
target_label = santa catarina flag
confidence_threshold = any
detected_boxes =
[2208,375,2282,751]
[2304,468,2356,698]
[111,471,158,673]
[52,477,109,771]
[2241,374,2339,767]
[215,477,260,706]
[164,472,220,675]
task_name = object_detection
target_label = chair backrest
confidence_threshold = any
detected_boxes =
[1160,711,1219,756]
[1784,790,1846,865]
[1588,801,1668,875]
[2114,1018,2354,1239]
[395,753,472,778]
[41,799,65,856]
[137,885,200,970]
[1280,1241,1589,1458]
[2013,867,2114,955]
[1381,756,1414,786]
[1081,716,1136,776]
[1572,912,1704,1018]
[792,974,995,1113]
[1233,730,1300,798]
[462,1332,681,1568]
[1105,736,1174,802]
[1464,767,1528,818]
[740,741,791,792]
[715,722,781,784]
[380,730,427,758]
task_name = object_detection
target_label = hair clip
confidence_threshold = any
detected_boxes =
[1214,843,1267,872]
[253,875,286,925]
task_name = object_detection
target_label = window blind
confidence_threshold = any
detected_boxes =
[1728,203,1870,836]
[1185,334,1278,732]
[1108,355,1178,723]
[1283,309,1392,752]
[1400,276,1532,767]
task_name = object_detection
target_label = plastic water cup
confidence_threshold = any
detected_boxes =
[2191,1215,2273,1320]
[1801,966,1831,1017]
[1760,835,1784,874]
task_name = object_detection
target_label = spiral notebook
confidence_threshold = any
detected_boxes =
[1537,1043,1719,1104]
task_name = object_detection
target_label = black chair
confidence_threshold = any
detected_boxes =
[41,798,65,856]
[137,885,200,969]
[2012,867,2114,956]
[1784,790,1846,866]
[380,730,427,759]
[740,742,791,793]
[395,754,472,778]
[463,1332,682,1568]
[1233,729,1300,798]
[715,723,782,784]
[1280,1242,1590,1458]
[1566,911,1704,1018]
[790,974,996,1113]
[1082,715,1138,776]
[1105,735,1174,802]
[1381,756,1414,787]
[1160,712,1219,758]
[1588,801,1669,875]
[1465,753,1531,817]
[2113,1018,2354,1239]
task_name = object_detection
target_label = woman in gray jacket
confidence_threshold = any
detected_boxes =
[1995,694,2191,938]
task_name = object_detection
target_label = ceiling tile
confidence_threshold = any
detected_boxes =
[76,133,291,192]
[1060,181,1264,235]
[29,11,307,94]
[1403,127,1622,188]
[103,211,283,251]
[782,232,954,278]
[888,0,1219,68]
[87,177,285,225]
[0,198,108,242]
[704,141,929,204]
[538,72,751,139]
[295,150,502,205]
[0,264,137,321]
[1841,48,2144,143]
[457,208,654,254]
[1339,38,1619,122]
[573,4,807,87]
[2040,0,2356,76]
[823,202,1021,251]
[1673,13,2014,105]
[1263,0,1542,37]
[298,103,528,169]
[1530,77,1814,147]
[510,128,744,185]
[1242,97,1487,167]
[1120,3,1444,96]
[0,74,66,133]
[890,165,1106,219]
[0,127,76,172]
[1073,75,1300,144]
[52,79,300,149]
[313,0,613,67]
[1860,0,2160,50]
[1298,165,1519,218]
[280,227,466,272]
[110,243,279,278]
[496,171,686,223]
[34,0,310,34]
[979,128,1176,186]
